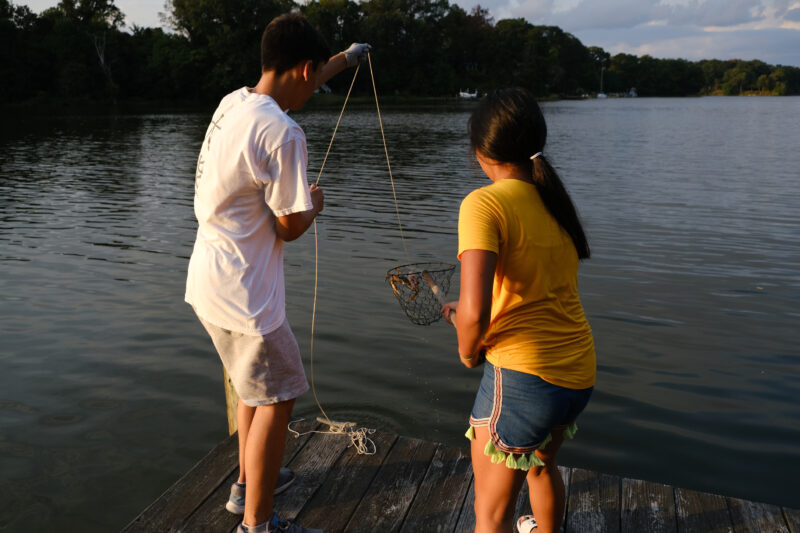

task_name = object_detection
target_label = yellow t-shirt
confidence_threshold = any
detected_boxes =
[458,179,596,389]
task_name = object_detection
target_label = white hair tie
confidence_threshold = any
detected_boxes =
[530,152,543,160]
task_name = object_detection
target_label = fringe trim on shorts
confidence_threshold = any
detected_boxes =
[464,422,579,471]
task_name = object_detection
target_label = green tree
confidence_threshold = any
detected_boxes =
[164,0,296,95]
[440,4,493,94]
[359,0,452,95]
[301,0,364,93]
[57,0,124,27]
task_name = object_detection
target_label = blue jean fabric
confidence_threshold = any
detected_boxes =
[469,361,593,454]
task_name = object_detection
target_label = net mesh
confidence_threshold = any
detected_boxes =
[386,262,456,325]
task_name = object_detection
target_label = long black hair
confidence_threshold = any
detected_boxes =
[468,87,590,260]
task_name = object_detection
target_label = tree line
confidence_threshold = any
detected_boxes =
[2,0,799,106]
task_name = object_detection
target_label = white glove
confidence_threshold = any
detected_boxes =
[343,43,371,67]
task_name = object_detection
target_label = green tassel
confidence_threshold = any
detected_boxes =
[565,422,578,439]
[465,426,476,441]
[505,454,519,469]
[538,433,552,450]
[491,451,506,464]
[517,454,530,470]
[529,454,546,467]
[484,440,497,456]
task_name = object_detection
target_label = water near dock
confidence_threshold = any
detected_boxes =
[1,97,799,531]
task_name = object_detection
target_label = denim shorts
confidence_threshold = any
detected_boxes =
[469,361,593,454]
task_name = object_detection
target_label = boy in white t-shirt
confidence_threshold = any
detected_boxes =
[185,13,369,533]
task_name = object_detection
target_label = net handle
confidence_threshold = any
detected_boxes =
[422,270,456,328]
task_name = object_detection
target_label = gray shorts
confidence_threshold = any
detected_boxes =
[197,316,310,406]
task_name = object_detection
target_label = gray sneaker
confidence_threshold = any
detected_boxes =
[235,513,324,533]
[225,468,296,514]
[266,513,324,533]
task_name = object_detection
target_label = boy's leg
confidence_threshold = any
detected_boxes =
[243,398,296,527]
[237,399,257,483]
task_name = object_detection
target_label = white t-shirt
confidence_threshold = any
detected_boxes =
[185,88,313,335]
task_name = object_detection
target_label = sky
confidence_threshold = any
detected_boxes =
[17,0,800,67]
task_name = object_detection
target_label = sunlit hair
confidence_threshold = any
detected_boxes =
[468,87,590,259]
[261,13,331,76]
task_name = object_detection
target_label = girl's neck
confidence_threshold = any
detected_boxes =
[476,152,531,184]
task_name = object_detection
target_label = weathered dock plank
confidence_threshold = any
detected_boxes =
[454,479,476,531]
[344,436,439,533]
[296,430,398,532]
[274,430,354,522]
[124,426,800,533]
[566,467,620,533]
[157,419,320,533]
[173,468,240,533]
[784,507,800,533]
[729,497,790,533]
[398,443,473,533]
[674,487,732,533]
[121,433,239,533]
[622,477,677,533]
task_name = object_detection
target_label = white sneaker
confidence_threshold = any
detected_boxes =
[517,514,537,533]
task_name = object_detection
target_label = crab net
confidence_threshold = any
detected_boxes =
[386,262,456,325]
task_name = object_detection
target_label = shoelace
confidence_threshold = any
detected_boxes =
[269,515,292,532]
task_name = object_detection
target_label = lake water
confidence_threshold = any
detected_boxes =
[1,96,798,531]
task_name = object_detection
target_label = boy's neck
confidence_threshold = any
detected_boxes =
[252,70,295,110]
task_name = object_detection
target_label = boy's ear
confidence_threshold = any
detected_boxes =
[300,60,314,82]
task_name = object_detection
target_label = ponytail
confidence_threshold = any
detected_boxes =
[532,156,590,259]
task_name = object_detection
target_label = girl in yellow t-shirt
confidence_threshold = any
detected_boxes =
[442,88,595,533]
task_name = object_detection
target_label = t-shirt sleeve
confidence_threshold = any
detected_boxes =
[261,136,313,217]
[458,188,500,259]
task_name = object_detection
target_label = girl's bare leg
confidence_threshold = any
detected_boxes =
[525,427,566,533]
[471,425,527,533]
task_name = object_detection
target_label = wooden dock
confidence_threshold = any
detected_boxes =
[123,419,799,532]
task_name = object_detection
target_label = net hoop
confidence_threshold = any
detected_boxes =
[386,262,456,325]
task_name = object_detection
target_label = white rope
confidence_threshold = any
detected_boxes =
[367,52,410,263]
[301,59,381,455]
[299,53,408,456]
[288,417,377,455]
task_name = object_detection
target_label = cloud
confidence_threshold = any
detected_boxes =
[494,0,556,21]
[783,6,800,20]
[548,0,663,30]
[547,0,765,30]
[454,0,800,65]
[573,25,800,65]
[482,0,800,31]
[666,0,760,27]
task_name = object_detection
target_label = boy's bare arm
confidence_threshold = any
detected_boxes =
[274,184,324,242]
[317,44,371,88]
[317,53,348,89]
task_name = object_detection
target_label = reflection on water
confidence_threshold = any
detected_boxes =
[1,97,799,531]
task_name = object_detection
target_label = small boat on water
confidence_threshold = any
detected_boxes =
[459,89,478,99]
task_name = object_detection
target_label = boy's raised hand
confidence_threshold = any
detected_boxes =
[344,43,372,67]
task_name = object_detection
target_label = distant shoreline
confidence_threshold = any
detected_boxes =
[2,92,796,117]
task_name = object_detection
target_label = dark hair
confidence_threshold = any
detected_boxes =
[261,13,331,75]
[468,87,590,260]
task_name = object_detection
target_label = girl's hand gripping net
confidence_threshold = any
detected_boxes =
[386,262,456,325]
